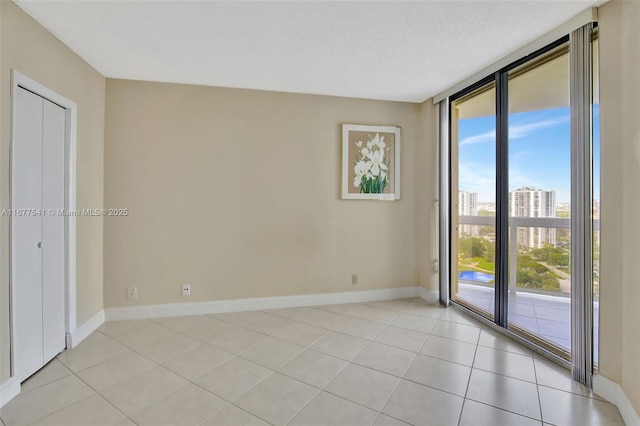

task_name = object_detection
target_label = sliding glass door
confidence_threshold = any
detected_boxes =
[506,42,572,356]
[450,82,496,319]
[448,25,598,371]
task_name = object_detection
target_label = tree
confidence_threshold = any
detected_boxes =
[515,253,561,291]
[549,252,569,267]
[517,269,535,286]
[531,243,570,267]
[459,237,486,258]
[483,240,495,263]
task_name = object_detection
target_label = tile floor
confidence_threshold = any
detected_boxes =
[0,298,624,426]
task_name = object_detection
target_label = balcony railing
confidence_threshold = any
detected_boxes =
[457,215,599,295]
[459,215,601,229]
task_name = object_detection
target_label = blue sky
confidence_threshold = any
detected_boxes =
[458,105,600,203]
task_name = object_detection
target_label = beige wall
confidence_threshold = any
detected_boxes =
[0,1,105,382]
[104,79,431,308]
[598,0,640,414]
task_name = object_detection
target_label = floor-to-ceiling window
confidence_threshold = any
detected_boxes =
[448,25,598,373]
[592,32,600,367]
[450,81,496,320]
[505,42,572,357]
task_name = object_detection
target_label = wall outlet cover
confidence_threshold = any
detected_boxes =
[127,287,137,300]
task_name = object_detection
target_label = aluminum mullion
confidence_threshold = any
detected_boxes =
[495,71,509,327]
[570,22,594,387]
[439,100,450,307]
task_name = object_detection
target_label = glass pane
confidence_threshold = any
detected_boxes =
[451,83,496,319]
[507,43,572,357]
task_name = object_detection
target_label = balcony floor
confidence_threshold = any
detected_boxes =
[456,283,599,360]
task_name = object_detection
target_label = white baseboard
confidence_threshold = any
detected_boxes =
[418,287,439,303]
[105,286,423,321]
[0,310,105,409]
[66,309,105,348]
[0,376,20,409]
[593,374,640,426]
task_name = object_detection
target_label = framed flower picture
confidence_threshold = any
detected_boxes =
[341,124,401,200]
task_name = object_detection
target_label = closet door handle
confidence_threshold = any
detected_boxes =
[37,242,42,248]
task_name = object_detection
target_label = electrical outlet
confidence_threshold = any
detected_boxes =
[127,287,137,300]
[352,274,358,285]
[182,284,191,296]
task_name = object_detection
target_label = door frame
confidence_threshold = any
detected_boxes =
[442,25,598,385]
[9,70,77,381]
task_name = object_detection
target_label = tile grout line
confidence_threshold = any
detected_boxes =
[70,369,141,426]
[463,396,546,424]
[98,319,157,340]
[12,359,75,396]
[3,380,98,426]
[467,365,537,385]
[55,340,127,371]
[377,346,421,424]
[187,375,275,426]
[532,353,545,424]
[461,327,546,423]
[536,382,605,402]
[147,316,277,361]
[14,365,135,426]
[456,323,481,426]
[125,328,210,363]
[282,387,322,425]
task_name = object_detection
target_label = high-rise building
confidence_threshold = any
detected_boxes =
[509,187,556,248]
[459,190,478,237]
[593,199,601,219]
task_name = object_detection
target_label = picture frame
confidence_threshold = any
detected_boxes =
[341,124,401,200]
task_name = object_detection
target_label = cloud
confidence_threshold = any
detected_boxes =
[509,115,569,140]
[511,150,533,160]
[459,129,495,147]
[459,114,569,147]
[509,167,541,191]
[458,163,543,202]
[458,162,495,201]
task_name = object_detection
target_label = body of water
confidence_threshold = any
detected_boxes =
[459,271,495,283]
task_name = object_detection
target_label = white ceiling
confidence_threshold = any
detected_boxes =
[15,0,603,103]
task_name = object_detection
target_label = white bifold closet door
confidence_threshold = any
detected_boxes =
[12,86,66,381]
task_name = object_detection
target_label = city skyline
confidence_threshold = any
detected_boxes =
[458,105,600,203]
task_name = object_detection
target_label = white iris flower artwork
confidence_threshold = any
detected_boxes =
[342,124,400,200]
[353,133,390,193]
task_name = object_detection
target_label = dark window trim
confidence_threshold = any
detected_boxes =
[448,33,572,343]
